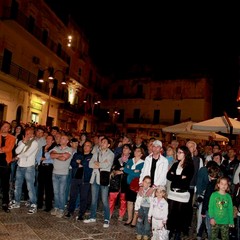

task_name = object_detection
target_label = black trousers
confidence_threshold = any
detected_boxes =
[0,166,10,205]
[37,164,53,210]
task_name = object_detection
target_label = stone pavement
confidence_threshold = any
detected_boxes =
[0,203,199,240]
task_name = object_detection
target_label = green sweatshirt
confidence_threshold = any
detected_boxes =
[208,191,234,225]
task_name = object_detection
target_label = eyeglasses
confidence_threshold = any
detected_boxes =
[177,151,184,154]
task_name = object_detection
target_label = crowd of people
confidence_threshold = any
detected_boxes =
[0,120,240,240]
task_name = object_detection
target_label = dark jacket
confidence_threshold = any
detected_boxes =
[109,154,128,193]
[167,161,194,191]
[70,152,93,183]
[201,178,217,215]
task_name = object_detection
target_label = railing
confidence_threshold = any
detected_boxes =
[0,56,65,100]
[112,93,145,99]
[1,6,70,64]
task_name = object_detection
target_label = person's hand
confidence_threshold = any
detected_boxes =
[138,186,144,196]
[210,218,216,226]
[146,187,154,197]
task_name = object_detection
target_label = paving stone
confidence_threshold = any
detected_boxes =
[0,207,201,240]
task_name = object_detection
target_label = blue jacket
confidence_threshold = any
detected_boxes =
[70,152,93,183]
[124,158,144,184]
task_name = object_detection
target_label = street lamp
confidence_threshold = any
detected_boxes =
[38,67,67,126]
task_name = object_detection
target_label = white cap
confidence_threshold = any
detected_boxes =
[152,140,162,147]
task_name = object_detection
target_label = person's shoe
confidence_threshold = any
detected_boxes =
[65,212,72,218]
[28,204,37,214]
[136,235,142,240]
[56,209,64,218]
[9,202,20,209]
[118,216,123,221]
[143,236,149,240]
[124,220,132,226]
[76,215,84,221]
[103,219,109,228]
[83,218,96,223]
[2,204,10,213]
[44,208,52,212]
[51,208,58,216]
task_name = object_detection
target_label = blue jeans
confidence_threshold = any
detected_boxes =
[136,206,151,236]
[52,173,68,210]
[68,178,90,217]
[65,168,72,205]
[90,180,110,221]
[15,166,36,204]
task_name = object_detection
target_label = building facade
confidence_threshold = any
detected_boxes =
[0,0,107,132]
[100,76,212,139]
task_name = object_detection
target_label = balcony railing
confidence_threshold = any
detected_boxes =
[0,56,65,100]
[1,6,70,64]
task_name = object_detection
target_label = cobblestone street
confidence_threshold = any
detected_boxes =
[0,202,201,240]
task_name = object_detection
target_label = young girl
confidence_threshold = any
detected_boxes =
[134,175,152,240]
[208,176,234,240]
[148,186,168,240]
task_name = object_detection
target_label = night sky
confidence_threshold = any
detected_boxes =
[45,1,240,118]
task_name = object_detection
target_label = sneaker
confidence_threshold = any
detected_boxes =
[9,202,20,209]
[103,219,109,228]
[2,204,10,213]
[65,212,72,218]
[51,208,58,216]
[83,218,96,223]
[136,235,142,240]
[28,204,37,214]
[56,209,64,218]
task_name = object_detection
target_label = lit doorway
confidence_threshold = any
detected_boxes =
[31,112,39,125]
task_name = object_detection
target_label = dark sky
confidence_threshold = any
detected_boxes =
[45,1,240,117]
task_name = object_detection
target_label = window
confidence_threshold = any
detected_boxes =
[174,110,181,124]
[153,110,160,124]
[78,68,82,76]
[133,109,140,120]
[136,84,143,97]
[118,109,124,123]
[57,43,62,57]
[28,15,35,33]
[2,48,12,74]
[42,29,48,45]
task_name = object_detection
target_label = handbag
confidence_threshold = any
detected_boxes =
[129,177,140,193]
[100,171,110,186]
[152,225,169,240]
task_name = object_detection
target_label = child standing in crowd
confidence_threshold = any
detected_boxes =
[208,176,234,240]
[135,175,152,240]
[148,186,168,240]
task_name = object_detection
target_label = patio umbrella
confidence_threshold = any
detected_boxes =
[176,132,229,142]
[192,116,240,134]
[162,121,215,137]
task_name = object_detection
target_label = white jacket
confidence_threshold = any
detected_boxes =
[148,197,168,221]
[139,154,168,187]
[15,139,38,167]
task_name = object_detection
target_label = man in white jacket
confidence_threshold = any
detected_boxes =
[10,127,38,214]
[139,140,168,188]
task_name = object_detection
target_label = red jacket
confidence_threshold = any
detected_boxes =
[0,133,16,164]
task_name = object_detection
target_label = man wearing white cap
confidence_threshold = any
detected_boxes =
[139,140,168,189]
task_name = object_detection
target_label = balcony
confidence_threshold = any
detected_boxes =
[112,93,145,99]
[1,6,70,64]
[0,56,65,100]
